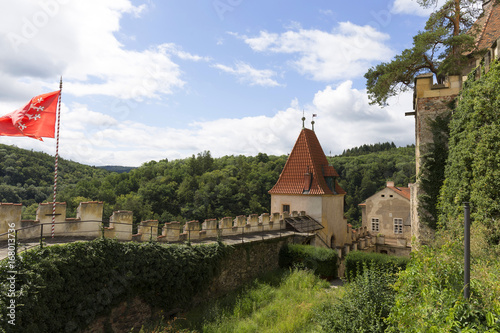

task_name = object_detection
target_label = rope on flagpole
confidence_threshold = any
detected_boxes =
[51,77,62,238]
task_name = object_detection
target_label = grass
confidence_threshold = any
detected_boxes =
[139,268,340,333]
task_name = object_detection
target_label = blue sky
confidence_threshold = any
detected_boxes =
[0,0,440,166]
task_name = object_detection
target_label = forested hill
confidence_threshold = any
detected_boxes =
[1,143,414,226]
[0,144,110,207]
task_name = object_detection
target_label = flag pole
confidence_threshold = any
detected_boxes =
[51,77,62,238]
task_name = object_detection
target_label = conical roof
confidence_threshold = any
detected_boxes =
[269,128,345,195]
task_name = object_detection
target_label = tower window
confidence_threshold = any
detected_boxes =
[282,204,290,214]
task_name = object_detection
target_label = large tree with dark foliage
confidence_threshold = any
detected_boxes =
[365,0,484,106]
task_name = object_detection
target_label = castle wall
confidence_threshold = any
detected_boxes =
[270,194,323,223]
[411,74,460,246]
[0,203,22,240]
[322,194,346,247]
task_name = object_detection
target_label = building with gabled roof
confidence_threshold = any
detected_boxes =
[269,125,348,248]
[359,181,412,256]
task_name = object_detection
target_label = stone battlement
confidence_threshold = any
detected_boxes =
[0,201,290,243]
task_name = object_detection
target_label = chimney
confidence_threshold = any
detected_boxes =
[386,181,395,187]
[304,166,312,192]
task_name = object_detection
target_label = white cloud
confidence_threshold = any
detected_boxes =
[391,0,444,16]
[0,0,189,100]
[212,62,281,87]
[159,43,212,62]
[240,22,393,81]
[1,81,414,167]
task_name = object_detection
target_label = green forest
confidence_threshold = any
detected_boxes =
[0,142,415,227]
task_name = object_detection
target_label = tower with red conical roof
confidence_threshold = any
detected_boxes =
[269,126,347,248]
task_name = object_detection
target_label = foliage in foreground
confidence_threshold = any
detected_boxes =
[386,239,500,332]
[315,262,397,333]
[0,239,229,333]
[176,268,332,333]
[279,244,338,278]
[344,251,409,282]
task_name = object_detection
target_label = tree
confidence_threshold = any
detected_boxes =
[365,0,483,106]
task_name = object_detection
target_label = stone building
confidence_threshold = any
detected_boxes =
[359,181,411,256]
[409,0,500,245]
[269,125,348,248]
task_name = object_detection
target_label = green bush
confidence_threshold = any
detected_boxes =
[385,241,500,332]
[279,244,337,278]
[344,251,409,282]
[315,262,397,333]
[0,239,229,333]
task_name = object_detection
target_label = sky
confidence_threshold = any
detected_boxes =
[0,0,440,167]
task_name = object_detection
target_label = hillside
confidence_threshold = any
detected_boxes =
[0,144,414,225]
[0,144,110,207]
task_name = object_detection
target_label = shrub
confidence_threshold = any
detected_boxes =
[344,251,408,282]
[385,241,500,332]
[0,239,229,333]
[315,262,397,333]
[279,244,337,278]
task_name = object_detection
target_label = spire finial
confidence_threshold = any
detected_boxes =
[311,113,317,131]
[301,110,306,129]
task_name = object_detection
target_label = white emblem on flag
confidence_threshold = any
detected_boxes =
[27,114,41,120]
[18,123,27,130]
[30,105,45,112]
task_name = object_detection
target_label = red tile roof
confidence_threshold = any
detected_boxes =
[269,128,345,195]
[474,1,500,51]
[387,186,411,200]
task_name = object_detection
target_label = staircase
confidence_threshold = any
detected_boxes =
[284,215,331,248]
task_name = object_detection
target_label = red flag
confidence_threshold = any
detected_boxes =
[0,90,60,141]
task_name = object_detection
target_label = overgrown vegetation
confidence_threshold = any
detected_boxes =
[279,243,338,278]
[0,239,229,333]
[386,61,500,332]
[316,263,398,333]
[386,239,500,332]
[439,61,500,244]
[344,251,409,282]
[141,268,335,333]
[418,111,451,229]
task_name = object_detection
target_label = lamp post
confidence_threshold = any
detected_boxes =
[464,202,470,300]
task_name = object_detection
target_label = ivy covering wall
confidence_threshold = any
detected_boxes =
[439,61,500,244]
[0,239,229,333]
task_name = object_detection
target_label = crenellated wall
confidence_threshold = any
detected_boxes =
[0,202,374,256]
[1,201,110,241]
[0,201,288,243]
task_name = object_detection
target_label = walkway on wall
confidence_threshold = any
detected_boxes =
[0,227,301,260]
